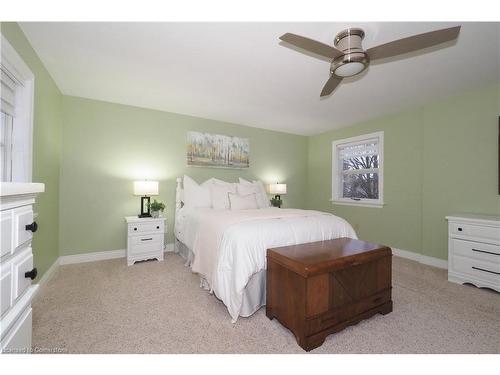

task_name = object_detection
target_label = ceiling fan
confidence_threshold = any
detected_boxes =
[279,26,461,97]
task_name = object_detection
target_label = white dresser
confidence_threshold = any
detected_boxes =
[125,216,166,266]
[1,182,44,353]
[446,214,500,292]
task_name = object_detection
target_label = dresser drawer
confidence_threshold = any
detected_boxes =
[13,206,34,250]
[450,254,500,285]
[129,234,163,255]
[0,210,14,258]
[12,247,33,300]
[0,263,12,316]
[450,239,500,264]
[449,222,500,244]
[128,221,164,235]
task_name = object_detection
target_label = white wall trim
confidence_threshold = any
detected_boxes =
[36,257,60,291]
[59,242,176,265]
[59,249,126,265]
[392,248,448,269]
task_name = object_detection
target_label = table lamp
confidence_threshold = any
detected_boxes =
[134,180,159,218]
[269,183,287,208]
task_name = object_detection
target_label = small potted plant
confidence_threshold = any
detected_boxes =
[148,199,165,218]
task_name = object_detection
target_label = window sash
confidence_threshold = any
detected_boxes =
[331,131,384,206]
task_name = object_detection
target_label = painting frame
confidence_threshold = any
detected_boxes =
[187,131,250,169]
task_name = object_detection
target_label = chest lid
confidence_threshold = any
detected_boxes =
[267,237,391,277]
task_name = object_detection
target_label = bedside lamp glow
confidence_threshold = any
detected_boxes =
[133,180,159,218]
[269,183,287,208]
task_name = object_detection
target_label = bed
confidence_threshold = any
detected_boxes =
[173,176,357,322]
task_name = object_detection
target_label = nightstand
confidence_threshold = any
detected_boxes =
[125,216,166,266]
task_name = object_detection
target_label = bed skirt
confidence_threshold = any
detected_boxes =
[174,239,266,319]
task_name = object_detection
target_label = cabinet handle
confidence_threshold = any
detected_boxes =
[472,248,500,256]
[457,227,463,231]
[156,226,160,229]
[25,268,37,280]
[472,266,500,275]
[141,238,153,241]
[25,221,38,233]
[134,228,137,231]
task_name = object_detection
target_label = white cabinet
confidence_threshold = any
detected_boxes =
[446,214,500,292]
[0,182,44,353]
[125,216,166,266]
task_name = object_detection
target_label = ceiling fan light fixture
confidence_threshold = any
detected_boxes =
[334,61,366,77]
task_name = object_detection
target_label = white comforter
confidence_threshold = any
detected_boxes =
[177,207,357,322]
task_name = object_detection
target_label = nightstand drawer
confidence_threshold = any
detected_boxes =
[449,222,500,244]
[450,239,500,264]
[129,234,163,255]
[128,222,164,235]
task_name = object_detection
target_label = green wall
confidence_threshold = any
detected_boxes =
[1,23,62,279]
[59,96,308,255]
[307,84,500,260]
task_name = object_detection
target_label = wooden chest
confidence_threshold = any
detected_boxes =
[266,238,392,351]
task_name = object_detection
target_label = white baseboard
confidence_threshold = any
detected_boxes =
[59,242,176,265]
[36,257,60,291]
[392,248,448,269]
[59,249,126,265]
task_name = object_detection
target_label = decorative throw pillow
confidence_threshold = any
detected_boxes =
[210,183,237,209]
[238,178,270,208]
[183,175,212,208]
[228,192,258,210]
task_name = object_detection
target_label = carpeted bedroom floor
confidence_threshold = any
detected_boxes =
[32,253,500,354]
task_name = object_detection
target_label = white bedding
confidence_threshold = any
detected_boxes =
[175,207,357,322]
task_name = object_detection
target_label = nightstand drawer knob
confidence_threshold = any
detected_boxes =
[141,238,153,242]
[156,226,160,229]
[134,227,137,231]
[458,227,463,231]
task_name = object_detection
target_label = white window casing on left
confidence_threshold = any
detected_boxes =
[1,34,35,183]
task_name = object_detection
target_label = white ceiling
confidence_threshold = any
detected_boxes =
[19,22,499,136]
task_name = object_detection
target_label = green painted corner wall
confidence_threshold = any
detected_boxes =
[307,84,500,260]
[59,96,308,255]
[1,23,62,280]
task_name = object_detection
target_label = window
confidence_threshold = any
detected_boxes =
[331,131,384,207]
[1,34,34,183]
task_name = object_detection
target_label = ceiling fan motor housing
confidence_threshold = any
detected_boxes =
[331,28,369,77]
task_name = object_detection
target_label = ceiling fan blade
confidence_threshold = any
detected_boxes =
[366,26,461,61]
[320,75,342,97]
[280,33,343,59]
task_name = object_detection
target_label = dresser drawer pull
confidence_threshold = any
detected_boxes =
[141,238,153,242]
[25,267,37,280]
[472,266,500,275]
[472,248,500,256]
[25,221,38,233]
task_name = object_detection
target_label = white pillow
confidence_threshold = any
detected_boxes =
[183,175,212,208]
[210,183,237,209]
[238,178,270,208]
[229,192,258,210]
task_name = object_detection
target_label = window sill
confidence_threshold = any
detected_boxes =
[330,199,385,208]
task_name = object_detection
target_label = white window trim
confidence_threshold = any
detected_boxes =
[331,131,384,208]
[1,34,35,183]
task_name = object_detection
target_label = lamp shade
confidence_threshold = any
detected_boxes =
[269,183,287,195]
[133,180,159,196]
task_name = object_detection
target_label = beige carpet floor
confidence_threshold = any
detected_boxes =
[32,253,500,354]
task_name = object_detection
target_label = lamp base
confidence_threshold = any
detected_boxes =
[138,196,151,218]
[271,195,282,208]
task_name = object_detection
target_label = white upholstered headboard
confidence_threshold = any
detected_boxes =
[175,177,184,215]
